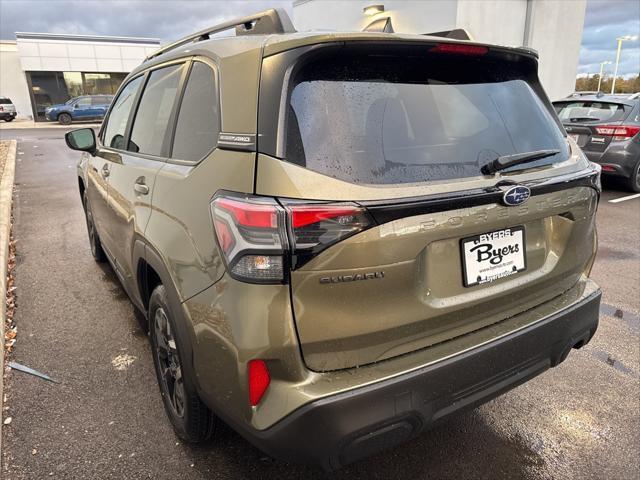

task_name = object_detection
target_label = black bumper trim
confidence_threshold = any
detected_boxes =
[228,288,601,469]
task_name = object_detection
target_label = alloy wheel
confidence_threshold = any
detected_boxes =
[84,206,97,256]
[154,307,185,418]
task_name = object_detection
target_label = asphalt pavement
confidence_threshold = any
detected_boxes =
[1,129,639,480]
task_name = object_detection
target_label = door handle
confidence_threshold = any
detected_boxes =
[101,164,110,178]
[134,177,149,195]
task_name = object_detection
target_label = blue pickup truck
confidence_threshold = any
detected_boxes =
[45,95,113,125]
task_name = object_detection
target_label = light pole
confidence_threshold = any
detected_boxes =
[611,35,638,94]
[597,61,611,92]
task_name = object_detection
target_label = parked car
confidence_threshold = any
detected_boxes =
[45,95,113,125]
[554,93,640,191]
[0,97,17,122]
[65,9,602,470]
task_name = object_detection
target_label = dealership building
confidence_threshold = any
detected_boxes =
[293,0,587,101]
[0,33,160,120]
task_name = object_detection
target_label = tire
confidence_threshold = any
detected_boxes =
[149,285,216,443]
[58,113,72,125]
[624,160,640,193]
[4,117,14,122]
[82,191,107,263]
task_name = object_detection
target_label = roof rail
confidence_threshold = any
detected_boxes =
[145,8,295,61]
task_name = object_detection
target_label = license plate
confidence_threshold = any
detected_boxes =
[461,226,526,287]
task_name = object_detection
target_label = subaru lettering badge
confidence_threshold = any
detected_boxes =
[503,186,531,206]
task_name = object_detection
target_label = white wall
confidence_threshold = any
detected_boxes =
[526,0,587,100]
[293,0,458,34]
[456,0,528,46]
[0,42,32,119]
[292,0,586,100]
[16,37,159,73]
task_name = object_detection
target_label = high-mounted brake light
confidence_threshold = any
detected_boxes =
[594,125,640,141]
[211,195,374,282]
[248,359,270,406]
[430,43,488,56]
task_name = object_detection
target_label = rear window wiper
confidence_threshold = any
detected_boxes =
[481,149,560,175]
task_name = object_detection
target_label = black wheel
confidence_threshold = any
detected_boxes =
[624,160,640,193]
[4,117,14,122]
[149,285,216,442]
[58,113,72,125]
[82,191,107,263]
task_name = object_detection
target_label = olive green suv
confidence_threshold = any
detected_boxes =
[65,9,602,469]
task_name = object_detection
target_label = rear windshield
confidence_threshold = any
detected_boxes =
[553,101,629,124]
[285,50,568,185]
[0,98,12,104]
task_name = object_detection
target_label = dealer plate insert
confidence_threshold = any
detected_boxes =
[461,226,526,287]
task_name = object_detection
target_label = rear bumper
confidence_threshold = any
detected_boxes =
[0,112,16,120]
[584,142,640,178]
[238,287,601,469]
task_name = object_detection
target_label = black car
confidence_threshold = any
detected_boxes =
[554,93,640,191]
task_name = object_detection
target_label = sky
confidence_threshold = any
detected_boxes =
[577,0,639,78]
[0,0,638,78]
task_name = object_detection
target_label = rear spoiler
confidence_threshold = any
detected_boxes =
[423,28,473,41]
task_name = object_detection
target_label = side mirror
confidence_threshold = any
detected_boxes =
[65,128,97,155]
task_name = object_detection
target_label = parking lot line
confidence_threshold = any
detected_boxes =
[608,193,640,204]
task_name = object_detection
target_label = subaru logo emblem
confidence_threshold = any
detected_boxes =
[503,186,531,206]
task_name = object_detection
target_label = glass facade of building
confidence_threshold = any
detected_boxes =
[26,71,127,120]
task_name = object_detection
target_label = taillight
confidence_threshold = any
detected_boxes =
[283,202,373,269]
[594,125,640,141]
[248,359,270,406]
[430,43,488,56]
[210,194,374,282]
[210,195,288,283]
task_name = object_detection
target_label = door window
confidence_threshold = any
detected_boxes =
[128,64,183,156]
[92,96,109,106]
[171,62,220,161]
[102,76,143,150]
[75,97,91,108]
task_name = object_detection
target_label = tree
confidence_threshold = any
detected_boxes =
[575,74,640,94]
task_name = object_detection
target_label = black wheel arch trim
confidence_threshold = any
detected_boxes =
[133,236,203,394]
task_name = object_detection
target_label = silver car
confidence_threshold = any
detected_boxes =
[0,97,16,122]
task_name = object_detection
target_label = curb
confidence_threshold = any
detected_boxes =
[0,139,17,456]
[0,122,101,130]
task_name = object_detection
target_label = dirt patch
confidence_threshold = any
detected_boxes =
[0,141,8,178]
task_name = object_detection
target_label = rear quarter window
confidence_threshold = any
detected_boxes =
[171,61,219,162]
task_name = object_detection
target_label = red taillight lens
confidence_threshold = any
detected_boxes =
[430,43,488,56]
[594,125,640,140]
[248,359,270,406]
[214,197,278,228]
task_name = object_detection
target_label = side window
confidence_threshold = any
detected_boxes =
[92,96,108,105]
[103,76,143,150]
[128,64,183,156]
[75,97,91,107]
[171,62,220,161]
